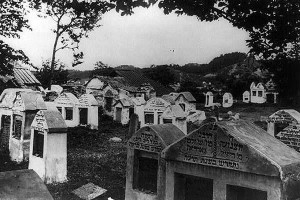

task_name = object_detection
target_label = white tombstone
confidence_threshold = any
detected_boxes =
[222,93,233,108]
[0,89,46,163]
[29,102,67,184]
[54,92,80,127]
[250,82,266,104]
[243,91,250,103]
[205,92,214,107]
[78,94,100,129]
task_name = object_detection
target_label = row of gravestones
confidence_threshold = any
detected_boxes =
[0,89,67,184]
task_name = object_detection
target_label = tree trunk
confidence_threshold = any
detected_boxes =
[48,32,59,90]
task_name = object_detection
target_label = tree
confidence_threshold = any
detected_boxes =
[0,0,32,75]
[35,0,114,88]
[35,60,69,89]
[143,65,176,86]
[92,61,116,77]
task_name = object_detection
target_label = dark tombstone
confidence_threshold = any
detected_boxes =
[127,113,139,140]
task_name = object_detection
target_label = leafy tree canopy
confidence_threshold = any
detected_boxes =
[112,0,299,60]
[143,64,177,86]
[0,0,32,75]
[35,60,69,88]
[31,0,115,88]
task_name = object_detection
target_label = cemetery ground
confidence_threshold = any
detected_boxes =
[0,103,300,200]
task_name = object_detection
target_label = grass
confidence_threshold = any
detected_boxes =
[0,120,129,200]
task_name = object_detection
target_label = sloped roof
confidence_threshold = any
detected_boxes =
[13,66,41,87]
[55,92,79,105]
[92,76,141,92]
[161,94,176,105]
[116,70,173,96]
[0,88,32,108]
[115,95,134,107]
[43,102,67,133]
[269,109,300,124]
[78,94,99,106]
[163,120,300,179]
[19,91,47,111]
[186,110,206,123]
[149,124,185,146]
[128,124,185,154]
[162,105,186,119]
[0,169,53,200]
[131,97,146,106]
[176,92,196,102]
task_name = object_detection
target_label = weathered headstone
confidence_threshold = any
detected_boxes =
[127,113,139,139]
[72,183,107,200]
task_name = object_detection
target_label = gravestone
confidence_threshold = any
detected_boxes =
[72,183,107,200]
[127,113,139,139]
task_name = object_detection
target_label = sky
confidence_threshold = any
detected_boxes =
[4,5,250,70]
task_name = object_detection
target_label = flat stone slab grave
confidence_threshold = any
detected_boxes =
[72,183,107,200]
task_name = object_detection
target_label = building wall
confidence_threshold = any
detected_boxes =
[174,119,187,135]
[267,122,275,137]
[125,148,163,200]
[134,105,145,125]
[114,103,130,125]
[45,133,67,183]
[57,104,79,127]
[205,94,214,107]
[0,109,13,151]
[28,129,46,181]
[250,89,266,104]
[88,106,99,129]
[175,95,196,113]
[9,112,26,163]
[164,161,282,200]
[86,78,105,92]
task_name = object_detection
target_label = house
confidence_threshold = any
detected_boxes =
[29,102,67,183]
[0,63,43,95]
[125,124,185,200]
[54,92,80,127]
[78,94,100,129]
[162,120,300,200]
[0,89,46,163]
[243,91,250,103]
[141,97,171,127]
[222,92,233,108]
[267,109,300,137]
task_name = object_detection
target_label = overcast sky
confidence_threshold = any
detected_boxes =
[4,5,250,70]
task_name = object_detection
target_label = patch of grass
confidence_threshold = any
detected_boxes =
[47,121,128,200]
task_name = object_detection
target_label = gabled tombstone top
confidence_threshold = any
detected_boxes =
[144,97,170,112]
[268,109,300,124]
[78,94,99,107]
[162,120,300,179]
[128,124,185,153]
[32,102,67,133]
[54,92,79,106]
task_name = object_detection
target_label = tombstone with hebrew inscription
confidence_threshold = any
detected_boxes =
[125,124,185,200]
[162,120,300,200]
